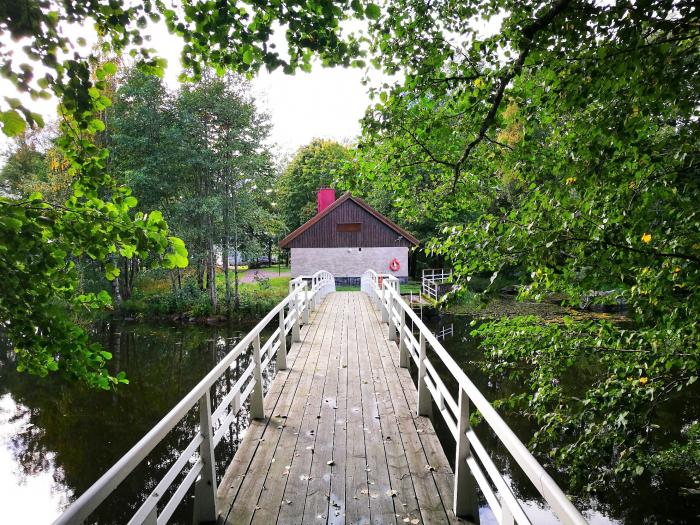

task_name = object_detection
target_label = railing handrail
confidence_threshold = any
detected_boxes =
[54,271,336,525]
[422,268,452,282]
[361,269,587,525]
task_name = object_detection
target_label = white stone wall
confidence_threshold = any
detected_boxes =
[291,247,409,278]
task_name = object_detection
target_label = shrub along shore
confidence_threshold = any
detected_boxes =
[113,266,292,323]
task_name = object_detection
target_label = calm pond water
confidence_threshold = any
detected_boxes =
[0,321,274,524]
[0,308,698,524]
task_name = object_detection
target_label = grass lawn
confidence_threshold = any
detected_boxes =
[135,267,292,298]
[215,266,289,285]
[239,276,290,294]
[259,265,291,275]
[402,280,422,293]
[136,270,420,300]
[336,280,422,293]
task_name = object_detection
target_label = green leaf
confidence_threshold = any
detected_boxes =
[105,263,120,281]
[30,112,45,127]
[242,48,254,65]
[5,97,22,109]
[166,252,189,268]
[119,244,136,258]
[170,236,187,255]
[90,119,106,132]
[1,110,26,136]
[366,3,381,19]
[1,217,23,231]
[103,62,117,75]
[97,290,112,305]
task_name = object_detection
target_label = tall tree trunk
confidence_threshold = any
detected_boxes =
[197,259,205,290]
[208,215,218,313]
[130,258,139,295]
[121,258,137,300]
[223,180,231,311]
[233,203,240,309]
[109,323,121,406]
[111,255,122,306]
[169,270,177,293]
[203,258,208,292]
[120,257,129,300]
[223,235,230,310]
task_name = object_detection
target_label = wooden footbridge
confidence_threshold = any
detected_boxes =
[54,271,587,525]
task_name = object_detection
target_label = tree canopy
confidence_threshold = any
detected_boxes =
[275,139,352,232]
[351,0,700,492]
[1,0,698,499]
[0,0,376,386]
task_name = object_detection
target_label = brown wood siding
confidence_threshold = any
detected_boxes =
[285,200,413,248]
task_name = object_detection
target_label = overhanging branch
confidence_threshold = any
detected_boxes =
[451,0,574,192]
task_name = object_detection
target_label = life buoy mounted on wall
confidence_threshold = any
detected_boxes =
[389,258,400,272]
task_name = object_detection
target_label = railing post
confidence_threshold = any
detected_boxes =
[292,290,301,342]
[454,387,479,521]
[311,277,318,310]
[388,290,396,340]
[399,307,409,368]
[417,332,432,417]
[250,334,265,419]
[303,286,310,324]
[277,307,287,370]
[193,391,217,524]
[381,281,388,323]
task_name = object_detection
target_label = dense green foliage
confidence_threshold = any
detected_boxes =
[2,0,698,501]
[275,139,352,232]
[109,68,275,311]
[352,0,700,492]
[0,0,375,386]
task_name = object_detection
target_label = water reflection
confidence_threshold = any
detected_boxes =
[0,394,71,524]
[1,310,698,524]
[0,321,273,525]
[418,310,699,524]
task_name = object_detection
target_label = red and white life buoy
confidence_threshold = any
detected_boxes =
[389,258,400,272]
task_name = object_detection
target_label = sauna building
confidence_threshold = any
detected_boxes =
[279,190,419,284]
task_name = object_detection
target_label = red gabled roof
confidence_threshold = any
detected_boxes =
[278,192,420,248]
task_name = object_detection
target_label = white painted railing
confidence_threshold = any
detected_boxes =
[435,323,454,341]
[422,268,453,301]
[54,271,336,525]
[361,270,587,525]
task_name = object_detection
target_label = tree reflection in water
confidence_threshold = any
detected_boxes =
[4,313,695,524]
[0,320,275,525]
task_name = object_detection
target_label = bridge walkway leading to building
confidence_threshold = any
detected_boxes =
[53,270,587,525]
[217,291,464,525]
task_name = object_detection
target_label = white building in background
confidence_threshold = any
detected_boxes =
[279,190,419,285]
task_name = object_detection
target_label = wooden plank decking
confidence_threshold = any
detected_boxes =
[217,291,467,525]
